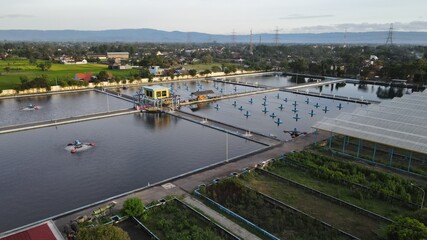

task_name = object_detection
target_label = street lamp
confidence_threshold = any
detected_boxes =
[225,131,229,162]
[412,183,425,209]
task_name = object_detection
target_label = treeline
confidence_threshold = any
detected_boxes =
[2,42,426,83]
[15,75,88,91]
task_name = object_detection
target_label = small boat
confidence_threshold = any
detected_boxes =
[20,103,40,111]
[65,139,95,154]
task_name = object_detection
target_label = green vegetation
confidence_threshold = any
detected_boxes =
[239,171,384,239]
[122,198,146,218]
[386,217,427,240]
[0,59,135,90]
[279,151,424,208]
[203,178,351,240]
[268,160,412,218]
[76,225,130,240]
[140,199,231,240]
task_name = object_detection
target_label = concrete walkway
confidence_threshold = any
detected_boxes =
[183,196,262,240]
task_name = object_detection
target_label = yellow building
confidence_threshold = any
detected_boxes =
[143,85,170,99]
[107,52,129,59]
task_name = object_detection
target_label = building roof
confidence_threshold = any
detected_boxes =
[0,221,63,240]
[312,91,427,155]
[107,52,129,55]
[143,85,169,91]
[74,73,93,82]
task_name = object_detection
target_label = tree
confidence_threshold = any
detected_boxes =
[211,65,221,73]
[386,217,427,240]
[412,208,427,226]
[37,61,52,71]
[188,69,197,77]
[200,69,212,76]
[140,68,153,81]
[77,225,130,240]
[98,70,110,81]
[122,197,145,218]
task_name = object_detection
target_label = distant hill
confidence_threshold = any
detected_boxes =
[0,28,426,44]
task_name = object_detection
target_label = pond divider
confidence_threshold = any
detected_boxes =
[194,188,281,240]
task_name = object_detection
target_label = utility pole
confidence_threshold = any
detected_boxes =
[386,23,393,45]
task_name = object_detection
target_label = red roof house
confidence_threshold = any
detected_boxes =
[74,73,94,82]
[0,221,63,240]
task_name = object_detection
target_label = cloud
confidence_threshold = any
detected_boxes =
[0,14,34,19]
[281,14,333,20]
[290,21,427,33]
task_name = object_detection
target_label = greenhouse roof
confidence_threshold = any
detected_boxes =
[313,91,427,154]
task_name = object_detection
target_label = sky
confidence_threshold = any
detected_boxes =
[0,0,426,34]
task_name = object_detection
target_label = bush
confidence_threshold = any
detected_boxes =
[77,225,130,240]
[122,197,145,218]
[386,217,427,240]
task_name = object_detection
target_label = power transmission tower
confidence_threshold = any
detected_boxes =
[343,28,347,47]
[386,23,393,45]
[186,32,192,45]
[249,29,254,54]
[231,29,236,45]
[274,26,280,46]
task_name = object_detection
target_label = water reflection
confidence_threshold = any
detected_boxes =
[357,84,368,92]
[134,112,178,130]
[308,83,414,101]
[376,86,404,99]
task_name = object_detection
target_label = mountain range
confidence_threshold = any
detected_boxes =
[0,28,426,44]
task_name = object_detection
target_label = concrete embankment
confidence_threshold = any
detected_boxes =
[282,89,380,104]
[168,110,281,147]
[283,72,325,80]
[0,89,92,100]
[284,78,347,90]
[0,109,138,134]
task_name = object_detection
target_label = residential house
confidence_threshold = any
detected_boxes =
[74,73,94,82]
[149,66,164,76]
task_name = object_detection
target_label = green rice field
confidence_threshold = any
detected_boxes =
[0,59,136,90]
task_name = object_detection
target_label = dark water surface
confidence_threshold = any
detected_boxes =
[0,76,417,233]
[0,91,131,127]
[305,82,417,101]
[181,91,364,141]
[226,74,309,88]
[0,114,263,232]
